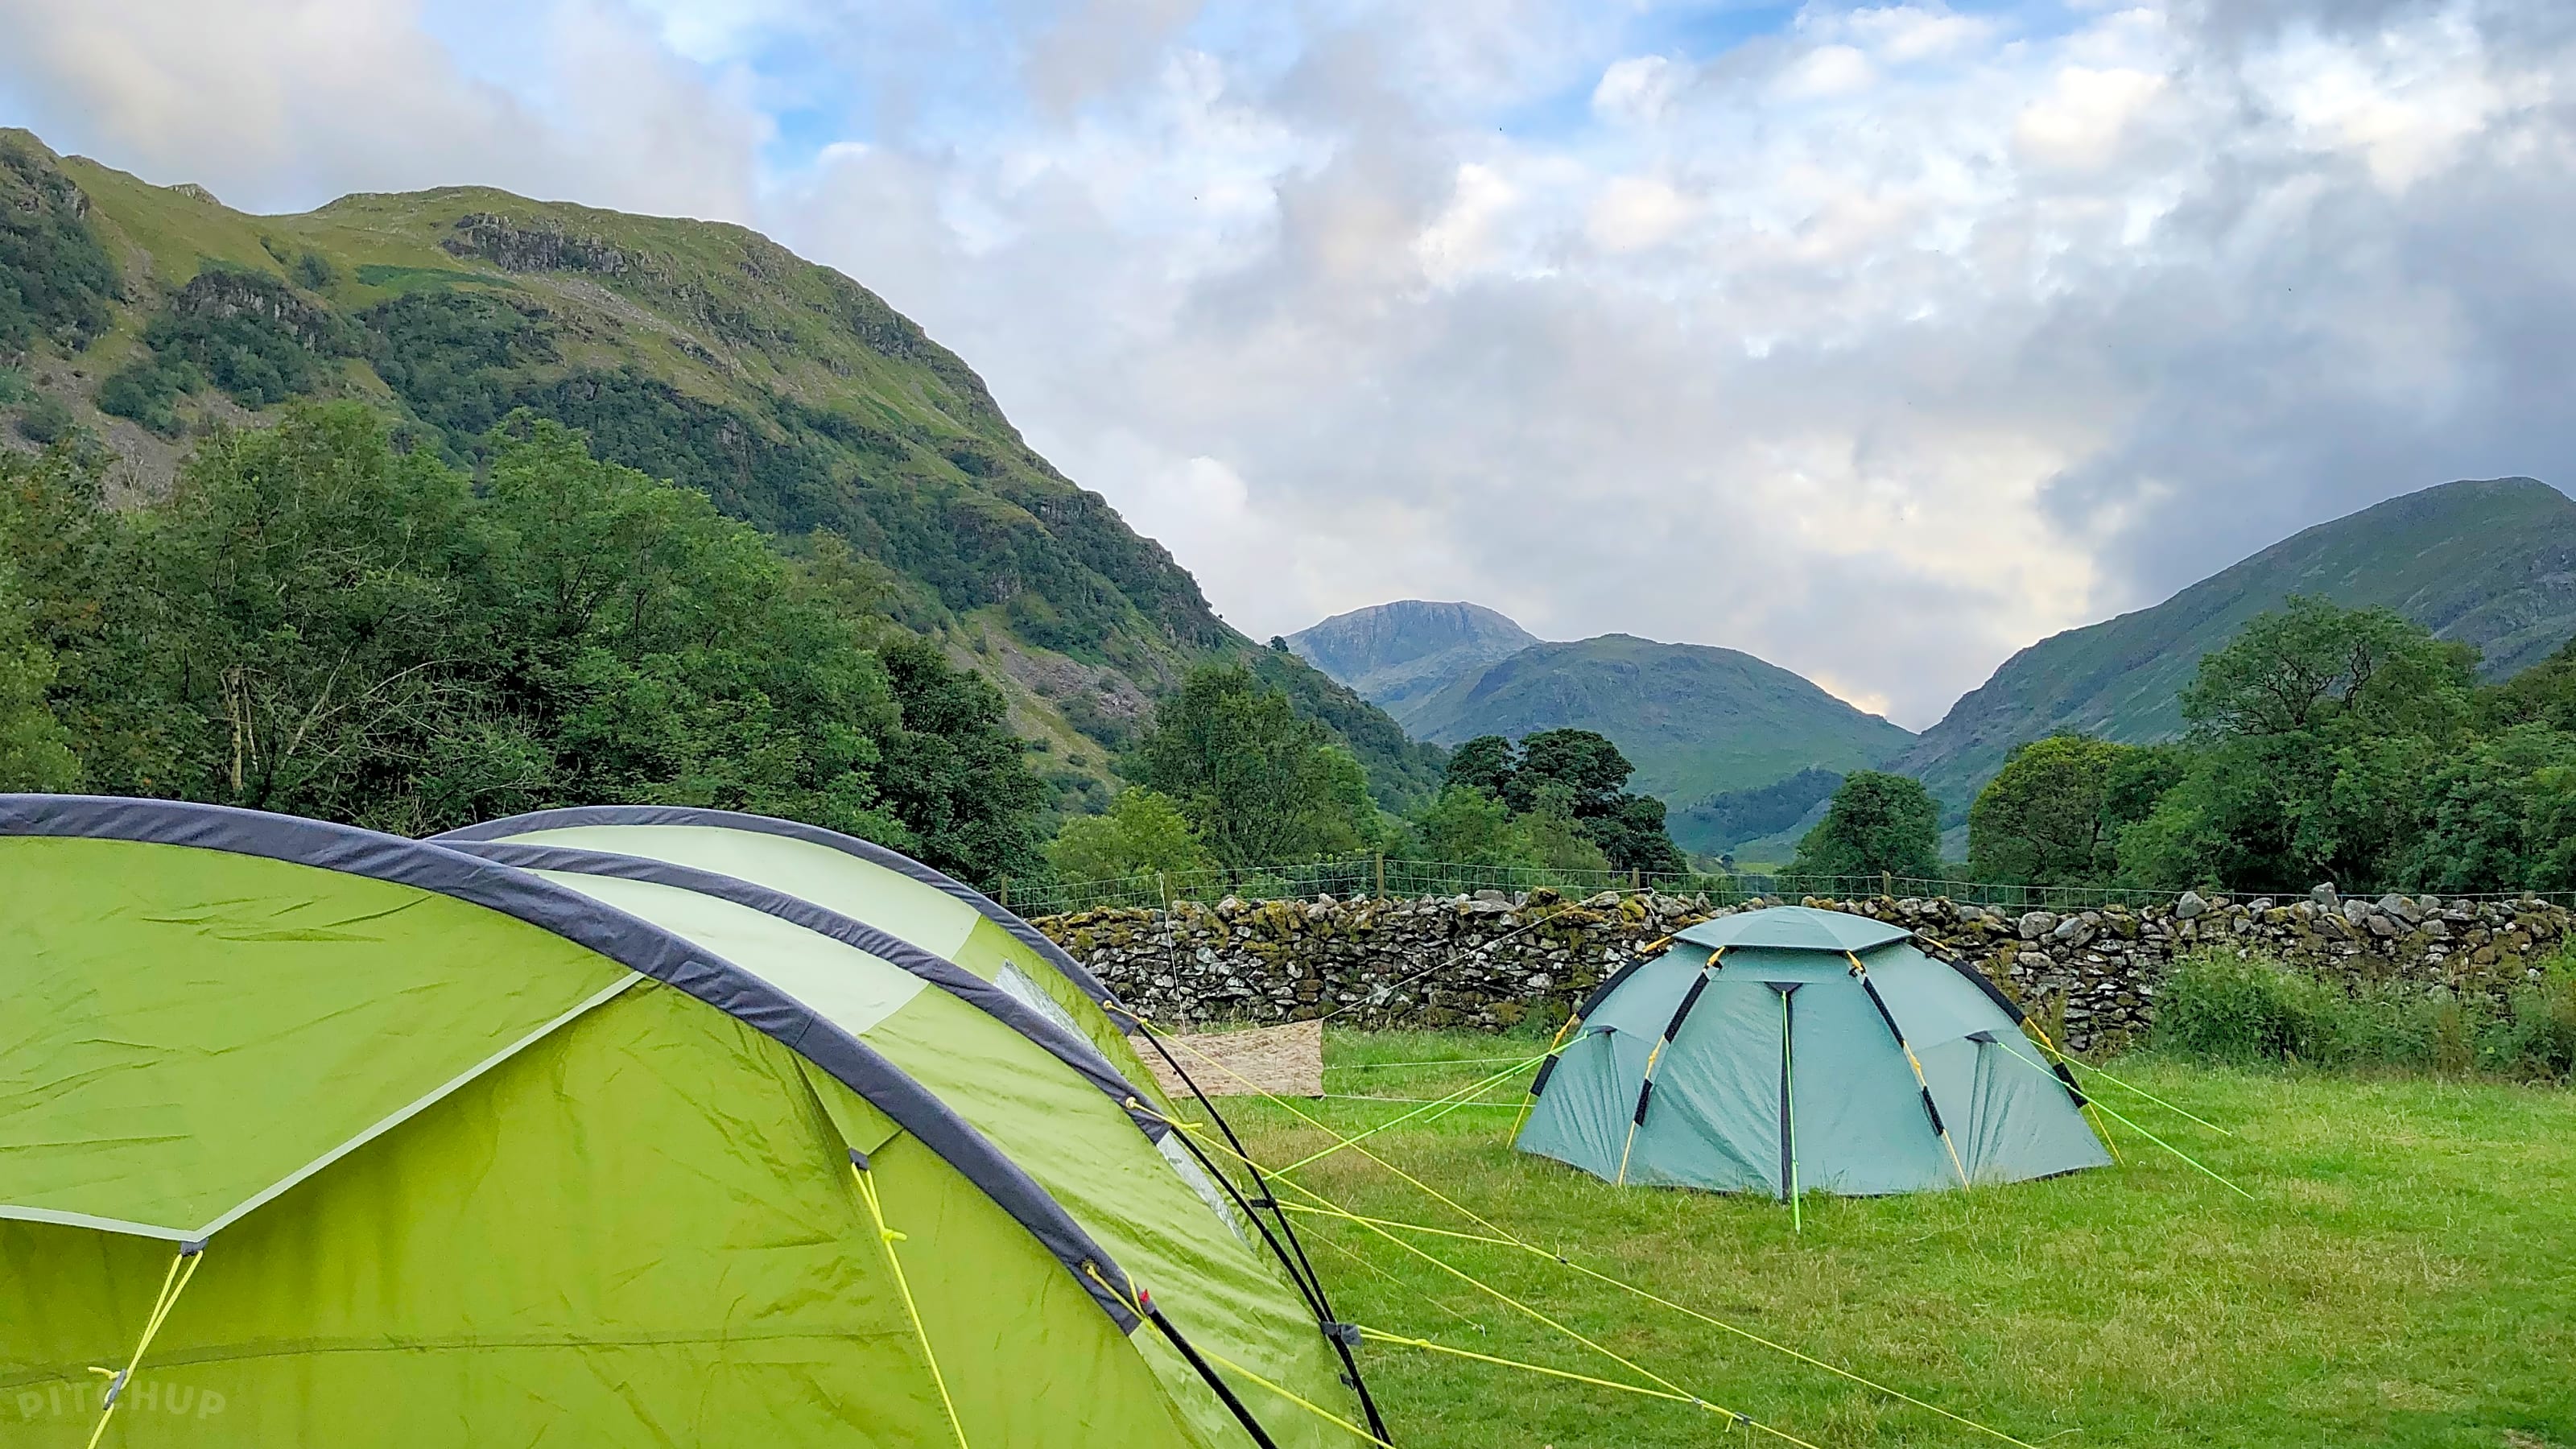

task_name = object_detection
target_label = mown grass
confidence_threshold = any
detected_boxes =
[1208,1030,2576,1449]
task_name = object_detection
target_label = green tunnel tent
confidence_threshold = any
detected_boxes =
[1516,906,2109,1197]
[1,796,1373,1448]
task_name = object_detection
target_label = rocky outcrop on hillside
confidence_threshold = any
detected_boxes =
[1036,887,2571,1051]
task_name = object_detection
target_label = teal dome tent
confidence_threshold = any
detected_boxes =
[1516,906,2109,1198]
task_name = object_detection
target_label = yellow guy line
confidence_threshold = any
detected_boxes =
[1133,1025,2040,1449]
[85,1243,205,1449]
[1358,1327,1771,1428]
[1081,1263,1392,1447]
[1986,1039,2252,1199]
[1256,1176,1816,1447]
[1275,1201,2038,1448]
[852,1159,970,1449]
[1274,1052,1551,1174]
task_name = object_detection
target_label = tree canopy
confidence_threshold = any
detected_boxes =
[1967,735,2185,886]
[0,404,1049,886]
[1967,597,2576,894]
[1434,728,1684,873]
[1787,770,1943,883]
[1132,663,1375,868]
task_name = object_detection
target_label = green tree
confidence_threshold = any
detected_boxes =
[2119,599,2479,893]
[0,565,77,790]
[1787,770,1942,884]
[2480,633,2576,733]
[1969,735,2184,885]
[0,406,1053,886]
[873,638,1047,886]
[2399,724,2576,892]
[1431,727,1683,873]
[1046,787,1205,884]
[2177,595,2476,741]
[1134,663,1365,868]
[1443,735,1516,796]
[1413,784,1537,868]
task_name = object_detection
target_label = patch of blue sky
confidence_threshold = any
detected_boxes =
[419,0,559,97]
[1626,0,1804,60]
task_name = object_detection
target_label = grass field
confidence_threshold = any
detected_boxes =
[1202,1030,2576,1449]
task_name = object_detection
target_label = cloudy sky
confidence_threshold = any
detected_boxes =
[4,0,2571,726]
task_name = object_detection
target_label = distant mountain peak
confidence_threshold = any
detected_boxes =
[1402,633,1918,843]
[1286,601,1539,715]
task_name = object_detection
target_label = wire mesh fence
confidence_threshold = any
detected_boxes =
[1002,857,2576,919]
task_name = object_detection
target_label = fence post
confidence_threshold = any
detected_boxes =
[1375,852,1385,902]
[1880,870,1892,899]
[998,876,1009,908]
[1630,868,1641,890]
[1157,871,1170,914]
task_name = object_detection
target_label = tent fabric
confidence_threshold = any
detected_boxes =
[1520,907,2108,1197]
[450,840,1164,1139]
[426,810,1164,1104]
[506,853,1351,1449]
[427,806,1128,1020]
[1674,908,1913,953]
[2,795,1363,1447]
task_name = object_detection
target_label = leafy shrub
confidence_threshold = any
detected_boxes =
[2154,947,2576,1080]
[0,367,27,404]
[97,354,201,436]
[1047,787,1204,884]
[2488,952,2576,1080]
[12,394,74,445]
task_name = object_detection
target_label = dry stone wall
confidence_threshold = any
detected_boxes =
[1035,886,2573,1051]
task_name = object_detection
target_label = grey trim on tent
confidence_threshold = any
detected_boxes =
[429,805,1136,1029]
[0,795,1145,1334]
[447,840,1170,1143]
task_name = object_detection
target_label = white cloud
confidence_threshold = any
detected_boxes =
[2013,66,2169,172]
[4,0,2574,733]
[1774,43,1878,100]
[1592,55,1678,125]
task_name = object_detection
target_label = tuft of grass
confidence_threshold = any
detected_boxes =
[2154,947,2576,1080]
[1205,1030,2576,1448]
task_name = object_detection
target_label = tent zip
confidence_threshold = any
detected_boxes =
[1773,985,1802,1228]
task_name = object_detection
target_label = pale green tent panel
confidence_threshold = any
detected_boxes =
[1618,977,1782,1193]
[0,837,634,1240]
[1519,907,2107,1199]
[1,797,1369,1448]
[431,810,1167,1106]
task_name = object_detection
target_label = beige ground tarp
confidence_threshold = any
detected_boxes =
[1130,1019,1323,1098]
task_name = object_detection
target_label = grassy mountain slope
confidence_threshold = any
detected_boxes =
[0,128,1439,811]
[1286,600,1538,721]
[1899,476,2576,814]
[1402,633,1917,821]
